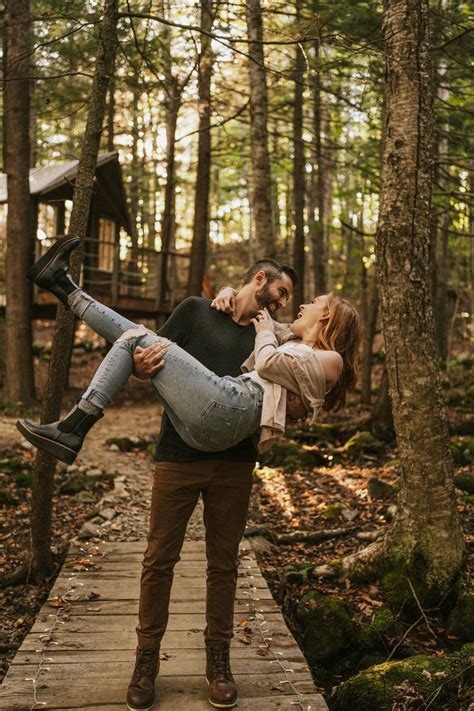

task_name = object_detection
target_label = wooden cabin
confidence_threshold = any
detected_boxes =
[0,152,189,320]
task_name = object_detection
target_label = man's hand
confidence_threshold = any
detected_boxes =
[210,287,236,315]
[251,308,275,334]
[286,391,308,422]
[133,342,167,379]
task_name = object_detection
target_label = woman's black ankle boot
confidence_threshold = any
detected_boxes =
[16,404,103,465]
[27,235,80,306]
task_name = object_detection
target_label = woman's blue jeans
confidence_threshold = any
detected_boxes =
[68,290,263,452]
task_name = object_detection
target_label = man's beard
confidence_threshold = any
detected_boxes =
[255,283,280,314]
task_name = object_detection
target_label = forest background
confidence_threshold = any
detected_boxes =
[0,0,473,709]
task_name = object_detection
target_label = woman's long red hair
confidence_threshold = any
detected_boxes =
[313,293,362,411]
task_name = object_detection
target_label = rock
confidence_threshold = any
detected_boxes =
[367,476,396,502]
[247,508,266,523]
[295,591,358,665]
[331,647,474,710]
[454,472,474,494]
[310,422,340,442]
[86,468,102,477]
[20,441,34,451]
[250,536,277,555]
[446,590,474,642]
[341,508,358,522]
[384,504,397,522]
[78,522,102,540]
[451,437,474,465]
[59,474,93,495]
[0,488,16,506]
[322,503,344,520]
[106,437,136,452]
[260,438,325,471]
[97,507,117,521]
[109,444,120,452]
[243,525,267,538]
[66,464,79,473]
[283,564,314,585]
[73,491,96,503]
[340,431,383,456]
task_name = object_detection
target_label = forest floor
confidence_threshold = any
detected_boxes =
[0,324,473,707]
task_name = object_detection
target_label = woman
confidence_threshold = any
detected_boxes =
[17,236,361,465]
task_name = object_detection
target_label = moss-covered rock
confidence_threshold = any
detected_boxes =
[446,591,474,642]
[367,476,396,501]
[310,422,340,443]
[322,503,344,520]
[451,436,474,465]
[371,607,399,636]
[463,494,474,505]
[59,474,93,495]
[332,650,474,711]
[340,431,383,456]
[454,472,474,494]
[261,438,324,471]
[295,591,358,665]
[283,563,314,585]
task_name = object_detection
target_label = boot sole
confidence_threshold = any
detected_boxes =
[126,704,154,711]
[206,678,237,709]
[27,235,79,285]
[16,420,78,465]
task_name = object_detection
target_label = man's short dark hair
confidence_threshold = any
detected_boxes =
[242,258,298,287]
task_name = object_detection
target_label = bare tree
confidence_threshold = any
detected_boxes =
[187,0,214,296]
[246,0,275,259]
[3,0,35,404]
[29,0,119,582]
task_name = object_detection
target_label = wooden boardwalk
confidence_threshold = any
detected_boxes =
[0,540,327,710]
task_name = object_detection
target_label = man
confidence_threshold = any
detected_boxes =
[126,259,297,711]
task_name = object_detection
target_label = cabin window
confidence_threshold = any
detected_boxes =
[98,218,115,272]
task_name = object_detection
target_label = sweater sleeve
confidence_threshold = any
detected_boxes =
[253,330,301,393]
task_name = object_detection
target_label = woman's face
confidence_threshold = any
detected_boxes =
[290,294,330,337]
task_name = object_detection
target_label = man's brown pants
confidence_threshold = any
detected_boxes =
[136,459,254,650]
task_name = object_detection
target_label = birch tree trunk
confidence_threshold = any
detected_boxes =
[316,0,465,612]
[187,0,214,296]
[246,0,275,259]
[373,0,464,603]
[3,0,35,404]
[29,0,119,582]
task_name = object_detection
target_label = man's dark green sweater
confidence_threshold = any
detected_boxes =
[155,296,258,462]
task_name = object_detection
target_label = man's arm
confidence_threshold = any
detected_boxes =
[133,297,198,379]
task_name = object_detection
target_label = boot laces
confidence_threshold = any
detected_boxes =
[210,648,230,677]
[136,648,157,678]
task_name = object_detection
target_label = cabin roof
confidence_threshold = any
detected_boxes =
[0,151,132,234]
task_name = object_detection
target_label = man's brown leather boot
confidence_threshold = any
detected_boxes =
[206,642,238,708]
[126,646,160,711]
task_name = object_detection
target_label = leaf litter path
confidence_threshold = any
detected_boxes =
[1,404,327,711]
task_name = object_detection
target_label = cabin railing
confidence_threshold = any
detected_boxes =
[0,236,190,313]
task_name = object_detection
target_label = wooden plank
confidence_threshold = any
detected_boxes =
[0,694,327,711]
[8,658,309,677]
[41,599,280,616]
[30,611,289,634]
[0,674,317,707]
[13,647,309,666]
[47,582,274,602]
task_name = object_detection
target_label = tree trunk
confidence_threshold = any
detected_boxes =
[29,0,118,582]
[372,0,463,604]
[3,0,35,404]
[292,0,305,317]
[245,0,275,259]
[187,0,214,296]
[158,83,180,308]
[309,22,327,295]
[361,273,379,404]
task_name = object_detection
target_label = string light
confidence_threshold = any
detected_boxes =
[240,554,313,711]
[25,545,94,710]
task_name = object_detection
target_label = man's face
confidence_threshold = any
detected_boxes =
[254,273,293,316]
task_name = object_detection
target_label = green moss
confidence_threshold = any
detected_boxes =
[295,592,358,665]
[332,652,472,711]
[446,591,474,642]
[106,437,136,452]
[451,436,474,465]
[310,422,340,442]
[372,607,399,636]
[463,494,474,505]
[454,472,474,494]
[261,439,324,471]
[322,503,344,520]
[283,564,314,584]
[340,430,383,456]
